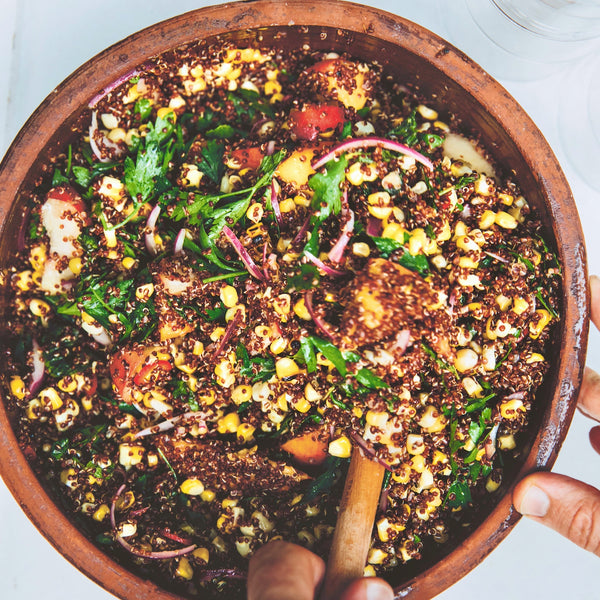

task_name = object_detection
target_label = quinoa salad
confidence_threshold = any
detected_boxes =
[3,41,561,598]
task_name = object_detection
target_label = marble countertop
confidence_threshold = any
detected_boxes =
[1,1,599,599]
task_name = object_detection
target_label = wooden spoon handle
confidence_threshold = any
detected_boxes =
[319,450,386,600]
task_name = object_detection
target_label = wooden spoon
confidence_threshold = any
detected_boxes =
[318,449,386,599]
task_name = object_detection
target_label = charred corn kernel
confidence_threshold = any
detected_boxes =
[392,463,411,483]
[237,423,256,443]
[26,398,41,420]
[411,454,426,473]
[231,385,252,405]
[217,412,241,434]
[135,283,154,301]
[512,297,529,315]
[352,242,371,257]
[304,382,322,403]
[367,548,388,565]
[293,297,311,320]
[275,357,300,379]
[270,337,288,355]
[366,410,388,428]
[462,377,483,398]
[157,106,175,121]
[458,256,479,269]
[498,192,514,206]
[201,490,216,503]
[328,436,352,458]
[292,397,311,413]
[478,210,496,230]
[381,222,405,243]
[498,433,516,450]
[406,434,425,455]
[220,285,238,308]
[454,348,479,373]
[14,270,34,292]
[432,450,449,466]
[193,547,210,563]
[246,203,264,223]
[481,346,496,371]
[486,475,501,493]
[495,294,511,311]
[92,504,110,522]
[363,565,377,577]
[530,309,552,339]
[417,104,438,120]
[176,556,193,580]
[39,387,63,411]
[474,175,492,195]
[214,360,235,388]
[180,478,205,496]
[119,443,144,467]
[499,398,525,419]
[225,304,245,323]
[254,325,272,338]
[495,210,518,230]
[10,376,26,399]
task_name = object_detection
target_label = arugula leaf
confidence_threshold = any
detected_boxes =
[355,368,388,390]
[308,156,348,223]
[206,124,241,140]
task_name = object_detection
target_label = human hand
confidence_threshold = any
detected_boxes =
[512,274,600,556]
[247,540,394,600]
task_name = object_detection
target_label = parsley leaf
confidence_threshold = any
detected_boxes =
[355,368,389,390]
[308,156,348,223]
[296,336,347,377]
[198,140,225,184]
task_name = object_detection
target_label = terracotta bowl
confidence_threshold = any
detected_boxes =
[0,1,589,599]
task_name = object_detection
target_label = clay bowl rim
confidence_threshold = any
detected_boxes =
[0,1,589,599]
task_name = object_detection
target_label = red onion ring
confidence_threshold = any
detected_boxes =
[29,339,45,396]
[389,329,411,354]
[88,69,141,108]
[110,484,196,559]
[222,226,266,281]
[145,205,161,255]
[271,180,283,228]
[349,431,396,472]
[292,216,311,246]
[312,136,434,172]
[213,309,243,359]
[328,204,355,264]
[304,291,335,341]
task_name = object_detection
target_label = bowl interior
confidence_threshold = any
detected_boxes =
[0,2,589,599]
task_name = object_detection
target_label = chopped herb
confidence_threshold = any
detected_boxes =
[355,368,389,390]
[308,155,348,223]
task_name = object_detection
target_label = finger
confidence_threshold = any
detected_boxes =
[590,425,600,455]
[513,472,600,556]
[577,367,600,422]
[590,275,600,329]
[247,540,325,600]
[339,577,394,600]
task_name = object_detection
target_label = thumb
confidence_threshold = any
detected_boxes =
[513,472,600,556]
[338,577,394,600]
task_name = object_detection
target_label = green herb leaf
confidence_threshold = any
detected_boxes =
[397,250,429,276]
[370,236,404,258]
[355,368,388,389]
[445,479,472,509]
[302,455,347,503]
[197,140,225,184]
[308,155,348,223]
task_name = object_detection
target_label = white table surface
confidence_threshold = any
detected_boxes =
[1,1,599,598]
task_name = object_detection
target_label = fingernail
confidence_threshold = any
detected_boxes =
[517,485,550,517]
[366,580,394,600]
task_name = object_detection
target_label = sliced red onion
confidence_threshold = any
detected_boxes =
[265,140,276,156]
[145,205,161,255]
[173,228,186,255]
[29,339,45,396]
[292,216,311,246]
[312,137,434,172]
[366,216,383,237]
[88,69,141,108]
[349,431,395,471]
[271,180,283,228]
[304,250,346,278]
[304,291,335,341]
[110,484,196,559]
[485,424,500,461]
[222,226,265,281]
[389,329,410,354]
[160,529,193,545]
[89,112,111,163]
[214,309,243,359]
[378,484,390,514]
[328,205,355,264]
[504,391,526,400]
[484,251,510,264]
[133,411,209,439]
[262,242,271,282]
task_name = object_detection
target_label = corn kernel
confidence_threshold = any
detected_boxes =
[122,256,136,269]
[10,376,26,399]
[119,443,144,467]
[352,242,371,257]
[406,434,425,455]
[193,547,210,563]
[418,405,447,433]
[478,210,496,230]
[364,565,377,577]
[498,192,514,205]
[29,298,51,319]
[304,382,322,403]
[328,436,352,458]
[135,283,154,302]
[293,297,311,320]
[486,475,501,493]
[529,309,552,339]
[417,104,438,120]
[458,256,479,269]
[92,504,110,522]
[377,517,392,542]
[231,385,252,405]
[39,387,63,411]
[220,285,239,308]
[462,377,483,398]
[499,398,525,420]
[408,228,427,256]
[275,357,301,379]
[214,360,235,387]
[176,556,194,580]
[237,423,256,443]
[367,548,388,565]
[366,410,388,428]
[512,297,530,315]
[495,211,518,229]
[454,348,479,373]
[270,337,288,355]
[293,397,311,413]
[201,490,216,503]
[181,478,205,495]
[498,434,516,450]
[381,222,405,243]
[217,412,241,434]
[392,463,411,483]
